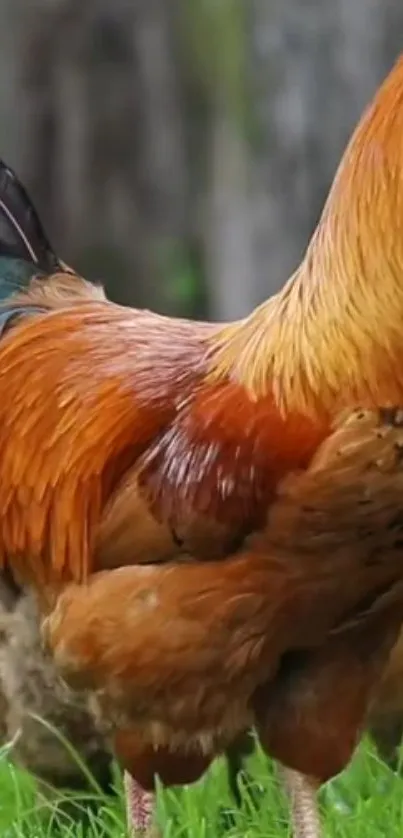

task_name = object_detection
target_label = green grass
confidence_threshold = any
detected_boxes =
[0,738,402,837]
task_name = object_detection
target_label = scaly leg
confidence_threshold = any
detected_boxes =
[124,771,160,838]
[278,766,321,838]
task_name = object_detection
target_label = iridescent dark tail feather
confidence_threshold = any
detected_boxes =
[0,160,64,275]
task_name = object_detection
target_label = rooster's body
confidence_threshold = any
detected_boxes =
[2,56,403,838]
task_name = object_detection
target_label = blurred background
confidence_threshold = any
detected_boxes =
[0,0,400,320]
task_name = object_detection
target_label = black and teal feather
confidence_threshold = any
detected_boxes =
[0,258,41,299]
[0,160,63,301]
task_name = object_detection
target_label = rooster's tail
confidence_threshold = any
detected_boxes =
[0,160,73,299]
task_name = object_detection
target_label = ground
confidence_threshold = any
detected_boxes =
[0,738,401,837]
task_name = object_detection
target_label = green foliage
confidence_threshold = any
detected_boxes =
[1,738,403,836]
[155,241,207,317]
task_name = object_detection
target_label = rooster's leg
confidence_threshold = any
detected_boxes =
[278,766,321,838]
[124,770,160,838]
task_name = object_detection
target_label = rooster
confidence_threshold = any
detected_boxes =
[2,54,403,838]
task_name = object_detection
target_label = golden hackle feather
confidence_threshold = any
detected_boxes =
[208,55,403,416]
